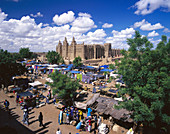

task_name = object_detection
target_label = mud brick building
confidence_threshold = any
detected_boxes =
[56,37,122,61]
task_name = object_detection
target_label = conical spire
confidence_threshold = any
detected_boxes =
[72,37,75,42]
[71,36,76,45]
[58,40,62,46]
[64,37,68,42]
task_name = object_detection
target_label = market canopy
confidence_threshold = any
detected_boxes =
[84,66,95,70]
[28,81,42,87]
[70,70,81,74]
[64,64,73,71]
[100,69,112,72]
[18,91,33,97]
[10,87,21,92]
[99,65,108,68]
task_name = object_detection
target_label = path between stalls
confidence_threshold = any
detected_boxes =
[0,90,118,134]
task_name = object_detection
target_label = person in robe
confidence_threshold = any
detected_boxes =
[87,107,92,117]
[58,109,63,125]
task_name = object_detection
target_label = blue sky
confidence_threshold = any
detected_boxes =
[0,0,170,52]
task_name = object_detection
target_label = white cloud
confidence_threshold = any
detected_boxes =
[102,23,113,28]
[140,22,164,31]
[53,11,75,25]
[133,19,146,28]
[0,10,103,52]
[163,28,170,33]
[133,19,164,31]
[149,38,161,48]
[133,0,170,15]
[0,9,8,23]
[106,28,135,49]
[71,16,96,33]
[30,12,43,18]
[148,31,159,37]
[78,12,91,18]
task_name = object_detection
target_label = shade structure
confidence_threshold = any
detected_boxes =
[70,70,81,74]
[84,66,95,70]
[28,81,42,87]
[99,65,108,68]
[18,91,33,97]
[100,69,112,72]
[64,64,73,71]
[10,87,21,92]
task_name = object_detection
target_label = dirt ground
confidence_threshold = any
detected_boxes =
[0,75,127,134]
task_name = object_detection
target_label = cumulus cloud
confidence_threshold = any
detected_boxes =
[78,12,91,18]
[0,10,105,52]
[163,28,170,33]
[140,22,164,31]
[30,12,43,18]
[53,11,75,25]
[133,0,170,15]
[86,29,106,43]
[0,9,8,23]
[102,23,113,28]
[148,31,159,37]
[133,19,146,28]
[106,28,135,49]
[71,16,96,33]
[133,19,164,31]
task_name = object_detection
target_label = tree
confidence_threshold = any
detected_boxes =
[73,56,82,67]
[116,31,170,133]
[19,48,32,59]
[46,51,64,64]
[0,49,27,88]
[109,64,115,70]
[48,71,81,105]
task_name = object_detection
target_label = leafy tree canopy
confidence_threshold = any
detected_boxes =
[46,51,64,64]
[73,56,83,67]
[116,31,170,133]
[109,64,115,70]
[0,49,27,88]
[19,47,34,59]
[48,71,81,105]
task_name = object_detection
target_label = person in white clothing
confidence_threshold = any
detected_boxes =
[56,128,62,134]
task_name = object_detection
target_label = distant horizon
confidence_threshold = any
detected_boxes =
[0,0,169,52]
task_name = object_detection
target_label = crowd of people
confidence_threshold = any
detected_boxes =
[57,106,102,133]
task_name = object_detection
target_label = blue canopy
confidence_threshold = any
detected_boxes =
[100,68,112,72]
[64,64,73,71]
[10,87,21,92]
[99,65,108,68]
[85,66,95,70]
[18,91,33,97]
[70,70,81,74]
[60,64,67,67]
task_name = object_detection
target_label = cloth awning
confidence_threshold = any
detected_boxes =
[70,70,81,74]
[84,66,95,70]
[64,64,73,71]
[10,87,21,92]
[99,65,108,68]
[74,101,87,110]
[28,81,42,87]
[100,69,113,72]
[18,91,33,97]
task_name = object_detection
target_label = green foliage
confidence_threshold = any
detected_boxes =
[0,49,27,87]
[46,51,64,64]
[73,56,82,67]
[161,35,167,43]
[48,71,81,105]
[19,48,34,59]
[116,31,170,132]
[109,64,115,70]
